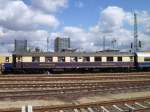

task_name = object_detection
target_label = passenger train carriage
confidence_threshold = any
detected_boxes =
[137,52,150,70]
[9,51,135,73]
[1,51,150,74]
[0,53,12,74]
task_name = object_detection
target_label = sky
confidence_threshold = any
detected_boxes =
[0,0,150,52]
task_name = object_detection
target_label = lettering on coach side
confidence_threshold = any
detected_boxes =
[39,63,55,67]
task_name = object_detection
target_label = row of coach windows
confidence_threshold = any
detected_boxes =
[95,57,122,62]
[31,56,125,62]
[32,57,53,62]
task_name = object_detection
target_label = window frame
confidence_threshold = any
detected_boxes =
[58,56,65,62]
[32,56,40,62]
[83,57,90,62]
[45,57,53,62]
[144,57,150,62]
[118,57,122,62]
[94,57,102,62]
[5,57,9,62]
[70,57,78,62]
[107,57,114,62]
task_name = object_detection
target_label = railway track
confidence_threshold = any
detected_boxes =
[0,75,150,82]
[33,97,150,112]
[1,79,150,88]
[1,97,150,112]
[0,73,150,111]
[1,72,150,77]
[0,80,150,100]
[33,96,150,112]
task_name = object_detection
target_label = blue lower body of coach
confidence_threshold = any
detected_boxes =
[2,63,13,73]
[138,62,150,68]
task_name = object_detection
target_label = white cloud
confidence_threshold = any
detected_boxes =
[0,28,50,52]
[99,6,126,33]
[57,26,133,52]
[0,0,64,52]
[51,26,96,51]
[0,0,59,31]
[1,2,150,53]
[54,6,150,52]
[32,0,68,13]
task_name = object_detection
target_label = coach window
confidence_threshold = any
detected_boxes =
[95,57,101,62]
[58,57,65,62]
[70,57,77,62]
[5,57,9,62]
[17,56,22,62]
[107,57,113,62]
[118,57,122,62]
[45,57,52,62]
[83,57,90,62]
[32,56,40,62]
[144,57,150,61]
[130,56,134,62]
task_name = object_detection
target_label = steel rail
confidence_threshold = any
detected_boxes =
[0,80,150,89]
[1,72,150,77]
[0,97,150,112]
[0,76,150,82]
[32,96,150,112]
[0,83,149,100]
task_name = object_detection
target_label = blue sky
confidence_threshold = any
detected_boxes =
[0,0,150,52]
[22,0,150,30]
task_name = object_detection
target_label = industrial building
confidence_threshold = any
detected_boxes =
[14,40,27,53]
[54,37,70,52]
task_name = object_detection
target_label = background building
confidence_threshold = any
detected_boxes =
[14,40,27,53]
[54,37,70,52]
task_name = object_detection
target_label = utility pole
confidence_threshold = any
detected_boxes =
[103,36,106,51]
[134,13,138,52]
[47,36,49,52]
[111,38,116,50]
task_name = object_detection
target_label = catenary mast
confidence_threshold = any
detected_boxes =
[134,13,138,52]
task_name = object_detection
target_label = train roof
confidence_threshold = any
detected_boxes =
[0,53,12,56]
[13,51,134,57]
[137,52,150,57]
